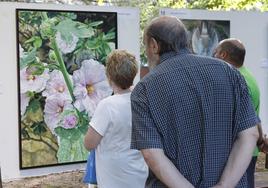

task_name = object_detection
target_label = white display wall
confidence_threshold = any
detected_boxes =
[161,8,268,134]
[0,2,140,181]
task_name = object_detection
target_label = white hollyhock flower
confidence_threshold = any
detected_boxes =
[20,67,49,93]
[73,59,112,117]
[42,70,72,100]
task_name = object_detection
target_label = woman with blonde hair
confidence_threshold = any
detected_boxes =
[84,50,148,188]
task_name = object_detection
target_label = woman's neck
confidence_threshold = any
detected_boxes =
[113,87,131,95]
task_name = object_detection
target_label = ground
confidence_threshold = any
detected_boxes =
[2,153,268,188]
[2,170,87,188]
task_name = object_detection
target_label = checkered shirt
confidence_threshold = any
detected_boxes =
[131,49,260,188]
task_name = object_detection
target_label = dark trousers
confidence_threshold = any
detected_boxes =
[246,156,257,188]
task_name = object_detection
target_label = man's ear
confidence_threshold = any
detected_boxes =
[220,51,228,59]
[150,37,160,54]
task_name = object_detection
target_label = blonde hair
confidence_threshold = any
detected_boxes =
[106,50,138,89]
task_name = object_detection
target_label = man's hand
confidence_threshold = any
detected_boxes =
[141,148,194,188]
[212,126,259,188]
[259,135,268,153]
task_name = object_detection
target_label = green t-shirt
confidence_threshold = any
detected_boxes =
[239,66,260,156]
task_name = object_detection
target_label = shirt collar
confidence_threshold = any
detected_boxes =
[160,48,190,63]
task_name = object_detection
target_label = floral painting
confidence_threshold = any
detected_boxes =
[16,9,117,169]
[182,19,230,56]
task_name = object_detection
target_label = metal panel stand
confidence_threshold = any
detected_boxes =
[0,166,2,188]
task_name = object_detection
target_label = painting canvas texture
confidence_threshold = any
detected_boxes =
[182,19,230,56]
[17,9,117,169]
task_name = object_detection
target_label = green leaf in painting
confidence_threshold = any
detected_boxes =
[108,42,115,50]
[25,36,42,49]
[56,137,71,162]
[88,21,103,27]
[31,122,47,135]
[85,39,100,49]
[27,63,45,76]
[56,131,88,162]
[77,113,89,135]
[40,17,58,39]
[20,48,37,70]
[104,31,115,40]
[33,37,42,49]
[75,23,94,38]
[27,98,41,113]
[54,19,94,44]
[102,43,112,55]
[54,126,80,141]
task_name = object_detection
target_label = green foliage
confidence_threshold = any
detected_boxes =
[40,17,58,39]
[53,110,89,161]
[27,62,46,76]
[54,19,94,42]
[78,111,90,134]
[20,48,37,70]
[56,135,88,162]
[55,126,82,141]
[85,29,116,63]
[27,97,42,113]
[55,125,89,162]
[25,36,42,49]
[31,122,47,135]
[88,20,103,27]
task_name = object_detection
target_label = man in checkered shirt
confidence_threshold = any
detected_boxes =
[131,16,260,188]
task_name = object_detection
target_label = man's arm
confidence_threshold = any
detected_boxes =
[141,148,194,188]
[212,125,259,188]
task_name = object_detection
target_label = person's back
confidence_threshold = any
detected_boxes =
[133,50,251,187]
[239,66,260,114]
[94,93,148,188]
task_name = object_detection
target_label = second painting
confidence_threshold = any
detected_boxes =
[17,8,117,168]
[182,19,230,56]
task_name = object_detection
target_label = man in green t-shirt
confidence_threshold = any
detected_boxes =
[213,38,261,188]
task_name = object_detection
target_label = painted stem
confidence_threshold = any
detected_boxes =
[51,37,75,102]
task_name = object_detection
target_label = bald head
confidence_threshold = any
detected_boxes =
[215,38,246,67]
[144,16,188,55]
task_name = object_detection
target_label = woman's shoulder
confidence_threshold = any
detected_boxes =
[97,94,125,107]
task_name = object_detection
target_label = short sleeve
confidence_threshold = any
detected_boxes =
[130,82,163,150]
[90,99,111,136]
[234,72,260,133]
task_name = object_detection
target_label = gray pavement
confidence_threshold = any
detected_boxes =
[256,171,268,188]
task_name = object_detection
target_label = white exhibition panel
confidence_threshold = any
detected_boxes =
[0,2,139,181]
[161,8,268,134]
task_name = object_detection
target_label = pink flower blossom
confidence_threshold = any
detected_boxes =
[20,93,30,116]
[42,70,72,100]
[20,67,50,93]
[60,113,78,129]
[73,59,112,116]
[44,95,73,133]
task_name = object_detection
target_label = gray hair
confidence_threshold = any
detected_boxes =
[145,16,188,55]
